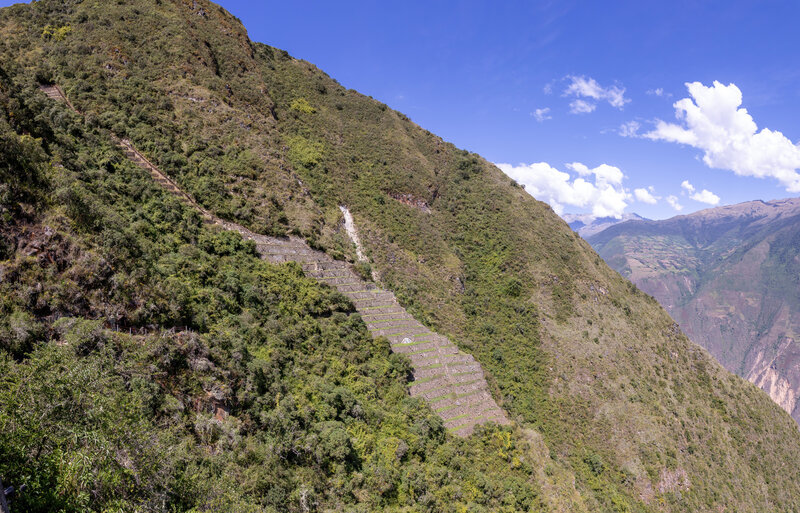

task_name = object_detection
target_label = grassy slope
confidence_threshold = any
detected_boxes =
[1,0,800,511]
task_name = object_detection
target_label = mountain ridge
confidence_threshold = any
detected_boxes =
[588,196,800,423]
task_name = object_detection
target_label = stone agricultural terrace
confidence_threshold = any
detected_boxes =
[40,84,510,437]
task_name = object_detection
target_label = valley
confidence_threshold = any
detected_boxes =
[588,198,800,423]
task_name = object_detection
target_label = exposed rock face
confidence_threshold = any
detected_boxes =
[588,198,800,423]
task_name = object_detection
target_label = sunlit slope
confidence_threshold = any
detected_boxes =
[2,1,800,511]
[590,198,800,425]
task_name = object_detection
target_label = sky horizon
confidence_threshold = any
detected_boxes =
[5,0,800,220]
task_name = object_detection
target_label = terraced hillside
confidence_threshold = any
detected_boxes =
[40,83,509,437]
[4,1,800,511]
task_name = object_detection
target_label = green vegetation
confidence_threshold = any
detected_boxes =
[1,1,800,511]
[0,54,544,512]
[289,97,316,114]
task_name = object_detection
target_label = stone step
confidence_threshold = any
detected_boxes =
[256,245,319,257]
[256,236,310,247]
[364,319,421,333]
[316,276,361,286]
[352,297,398,309]
[385,332,440,345]
[412,366,450,380]
[360,310,413,321]
[406,342,463,360]
[265,254,321,265]
[412,362,482,381]
[262,254,302,264]
[363,315,417,325]
[391,333,450,346]
[390,339,450,355]
[371,324,429,338]
[357,304,406,315]
[302,261,348,272]
[431,388,490,413]
[411,378,484,403]
[330,281,377,296]
[311,269,353,279]
[409,351,474,367]
[417,378,484,402]
[258,242,320,253]
[335,282,377,293]
[407,369,485,396]
[344,289,394,300]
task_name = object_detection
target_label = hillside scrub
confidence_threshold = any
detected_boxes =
[0,57,554,512]
[1,1,800,512]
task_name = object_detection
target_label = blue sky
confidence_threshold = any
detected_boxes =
[6,0,800,219]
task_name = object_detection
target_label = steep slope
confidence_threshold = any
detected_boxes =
[588,198,800,424]
[2,1,800,511]
[2,53,547,513]
[43,81,509,437]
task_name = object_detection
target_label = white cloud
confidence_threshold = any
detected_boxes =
[645,81,800,192]
[495,161,631,218]
[532,107,552,122]
[690,189,720,205]
[634,187,659,204]
[681,180,695,193]
[564,75,630,113]
[647,88,664,97]
[619,121,640,137]
[567,162,624,184]
[666,195,683,211]
[569,99,596,114]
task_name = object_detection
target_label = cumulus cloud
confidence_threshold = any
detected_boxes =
[690,189,720,205]
[619,121,640,137]
[495,161,631,218]
[680,180,719,204]
[645,81,800,192]
[564,75,630,113]
[532,107,552,122]
[666,195,683,211]
[634,186,659,204]
[647,88,665,97]
[569,99,596,114]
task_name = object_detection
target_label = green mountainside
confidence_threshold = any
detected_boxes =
[588,198,800,425]
[1,1,800,511]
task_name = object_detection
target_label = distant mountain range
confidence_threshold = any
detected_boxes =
[563,212,647,237]
[588,198,800,424]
